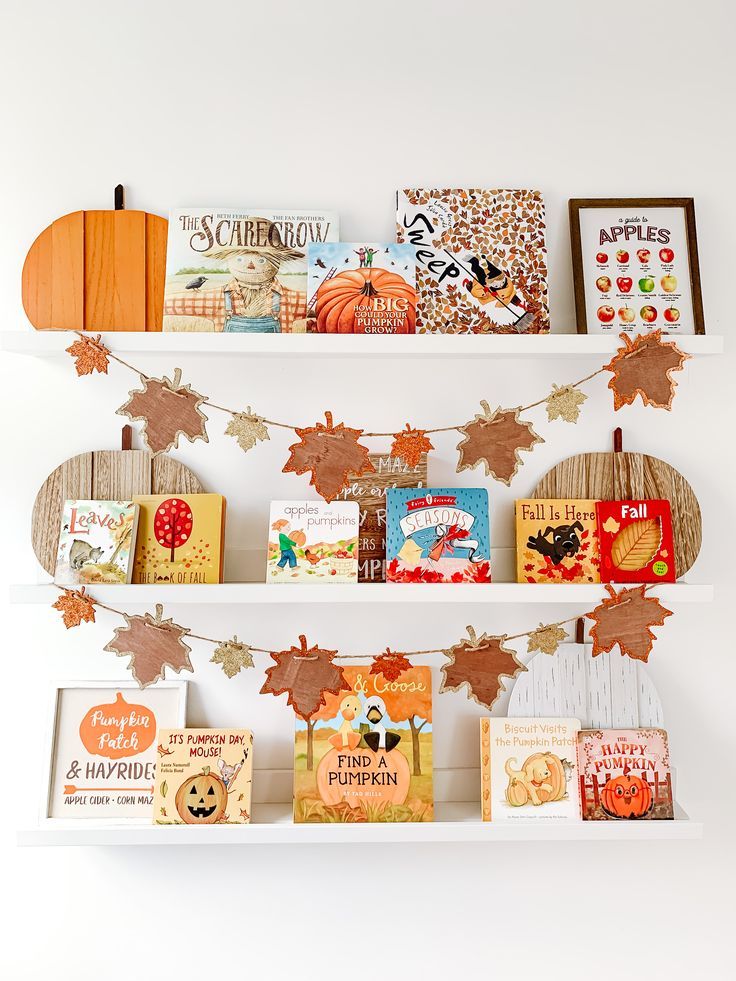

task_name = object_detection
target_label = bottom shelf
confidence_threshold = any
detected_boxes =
[18,801,701,845]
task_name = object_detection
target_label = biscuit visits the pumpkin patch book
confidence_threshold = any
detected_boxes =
[516,498,600,583]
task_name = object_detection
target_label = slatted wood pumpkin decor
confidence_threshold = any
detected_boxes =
[32,427,204,574]
[22,186,167,331]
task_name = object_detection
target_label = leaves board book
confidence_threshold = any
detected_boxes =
[577,728,674,820]
[163,209,338,333]
[479,718,581,822]
[516,499,600,583]
[153,728,253,825]
[132,494,226,584]
[597,500,676,583]
[294,666,433,823]
[396,188,549,334]
[386,488,491,583]
[54,500,139,585]
[267,501,359,582]
[306,242,417,333]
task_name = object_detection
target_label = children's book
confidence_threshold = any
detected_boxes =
[132,494,226,584]
[386,488,491,583]
[479,718,581,822]
[267,501,359,582]
[306,242,416,333]
[54,500,139,585]
[396,188,549,334]
[294,665,433,823]
[163,208,338,333]
[153,728,253,825]
[577,728,674,820]
[597,500,676,583]
[516,499,600,583]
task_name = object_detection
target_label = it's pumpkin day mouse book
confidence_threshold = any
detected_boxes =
[132,494,226,584]
[294,665,433,823]
[153,728,253,825]
[516,498,600,583]
[54,500,139,586]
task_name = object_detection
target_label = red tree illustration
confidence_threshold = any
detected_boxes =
[154,498,193,563]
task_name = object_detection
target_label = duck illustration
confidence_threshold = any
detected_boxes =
[328,695,363,750]
[363,696,401,753]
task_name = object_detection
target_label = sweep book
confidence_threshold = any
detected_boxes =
[54,500,139,585]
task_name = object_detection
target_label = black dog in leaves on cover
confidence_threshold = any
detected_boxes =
[527,522,584,565]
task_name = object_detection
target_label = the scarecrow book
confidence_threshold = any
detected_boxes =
[153,728,253,825]
[294,666,433,823]
[132,494,226,584]
[597,500,676,583]
[267,501,359,583]
[577,728,674,820]
[479,718,581,822]
[306,242,416,333]
[163,208,339,333]
[54,500,139,586]
[396,188,549,334]
[516,499,600,584]
[385,488,491,583]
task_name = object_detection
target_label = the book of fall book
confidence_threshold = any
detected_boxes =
[479,718,581,822]
[597,500,676,583]
[516,499,600,583]
[577,728,674,820]
[267,501,358,583]
[396,188,549,334]
[54,500,139,586]
[132,494,226,584]
[153,728,253,825]
[294,665,433,823]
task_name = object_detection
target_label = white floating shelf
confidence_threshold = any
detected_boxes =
[0,331,724,359]
[9,582,714,606]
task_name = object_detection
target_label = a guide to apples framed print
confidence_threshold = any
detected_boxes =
[569,198,705,335]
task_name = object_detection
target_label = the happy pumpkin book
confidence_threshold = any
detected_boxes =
[515,499,600,583]
[153,728,253,825]
[132,494,226,584]
[54,500,139,585]
[597,500,676,583]
[294,666,433,823]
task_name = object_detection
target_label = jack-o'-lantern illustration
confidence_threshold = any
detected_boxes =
[174,767,228,824]
[315,268,416,334]
[600,772,653,820]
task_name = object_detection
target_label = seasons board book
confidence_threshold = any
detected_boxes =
[479,718,581,822]
[306,242,417,333]
[577,728,674,821]
[54,500,139,585]
[516,499,600,584]
[597,500,676,583]
[267,501,359,583]
[163,208,338,333]
[385,488,491,583]
[396,188,549,334]
[294,665,433,823]
[132,494,226,584]
[153,728,253,825]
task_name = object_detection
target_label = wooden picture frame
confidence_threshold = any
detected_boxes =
[569,198,705,335]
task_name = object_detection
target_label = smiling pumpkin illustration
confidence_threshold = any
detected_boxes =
[174,766,228,824]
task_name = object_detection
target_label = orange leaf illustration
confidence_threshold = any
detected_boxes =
[66,334,110,376]
[605,331,690,411]
[370,649,412,682]
[52,588,96,628]
[260,635,349,719]
[456,402,543,485]
[104,604,193,688]
[389,425,434,468]
[117,368,209,455]
[440,627,526,710]
[283,411,374,502]
[611,519,662,571]
[589,585,672,662]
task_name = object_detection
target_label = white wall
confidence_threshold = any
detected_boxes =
[1,1,734,977]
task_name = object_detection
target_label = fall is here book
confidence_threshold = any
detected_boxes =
[294,666,433,823]
[153,728,253,825]
[132,494,226,584]
[597,500,676,583]
[54,500,139,585]
[479,718,581,822]
[516,499,600,583]
[267,501,358,583]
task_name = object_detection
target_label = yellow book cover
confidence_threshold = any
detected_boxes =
[153,728,253,825]
[132,494,226,584]
[516,498,600,583]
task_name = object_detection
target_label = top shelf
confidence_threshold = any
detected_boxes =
[0,331,724,359]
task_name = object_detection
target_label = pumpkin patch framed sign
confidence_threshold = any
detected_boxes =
[42,681,187,821]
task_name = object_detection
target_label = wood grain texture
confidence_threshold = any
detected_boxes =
[533,450,701,577]
[32,450,204,574]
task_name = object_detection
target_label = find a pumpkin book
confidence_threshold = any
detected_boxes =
[293,666,433,823]
[132,494,225,584]
[515,498,600,584]
[596,500,676,583]
[153,729,253,825]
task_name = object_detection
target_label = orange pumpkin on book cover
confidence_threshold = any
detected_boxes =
[315,267,416,333]
[174,767,228,824]
[600,770,653,820]
[79,691,156,760]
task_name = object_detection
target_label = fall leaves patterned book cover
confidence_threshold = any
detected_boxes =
[267,501,359,582]
[153,729,253,825]
[516,499,600,584]
[597,500,676,583]
[55,500,139,586]
[294,666,433,823]
[132,494,226,584]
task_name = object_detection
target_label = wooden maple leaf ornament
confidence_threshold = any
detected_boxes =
[66,334,110,376]
[604,331,690,410]
[589,585,672,662]
[389,425,434,468]
[440,626,526,710]
[456,401,543,485]
[104,604,193,688]
[260,634,349,718]
[52,588,96,628]
[117,368,209,455]
[283,411,374,502]
[370,649,412,682]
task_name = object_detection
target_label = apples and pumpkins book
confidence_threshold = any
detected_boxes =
[54,500,139,586]
[132,494,226,584]
[267,501,358,583]
[596,500,676,583]
[516,499,600,583]
[153,728,253,825]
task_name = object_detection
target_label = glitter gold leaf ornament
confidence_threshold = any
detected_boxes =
[260,634,349,718]
[605,331,690,410]
[117,368,209,455]
[545,384,587,423]
[389,425,434,468]
[589,585,672,663]
[225,408,270,453]
[103,603,193,688]
[283,411,374,502]
[440,626,526,710]
[66,334,110,376]
[52,587,96,628]
[210,637,254,678]
[456,402,543,485]
[527,623,568,656]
